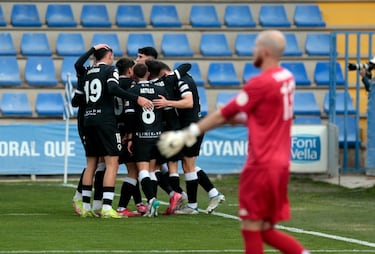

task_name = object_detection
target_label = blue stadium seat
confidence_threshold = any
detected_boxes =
[0,56,22,86]
[323,91,356,115]
[294,116,322,125]
[61,57,90,86]
[216,91,238,109]
[259,5,291,27]
[116,5,147,27]
[284,33,302,56]
[243,62,261,83]
[224,5,256,27]
[11,4,42,27]
[151,5,182,27]
[45,4,77,27]
[281,62,311,86]
[1,92,33,117]
[21,33,52,56]
[126,33,155,57]
[25,57,58,87]
[190,5,221,27]
[0,6,7,26]
[208,62,240,87]
[174,62,204,86]
[197,87,208,116]
[294,5,326,27]
[335,115,360,147]
[35,92,65,117]
[305,33,330,56]
[56,33,85,56]
[91,33,123,57]
[200,34,232,57]
[81,5,111,27]
[293,92,321,115]
[0,33,17,56]
[314,62,345,86]
[235,34,257,56]
[161,34,193,57]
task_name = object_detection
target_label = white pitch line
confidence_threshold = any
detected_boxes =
[61,183,375,248]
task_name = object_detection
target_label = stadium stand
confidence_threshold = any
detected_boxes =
[173,62,204,86]
[161,34,193,57]
[190,5,221,27]
[235,33,257,56]
[116,5,147,27]
[35,92,65,117]
[294,116,322,125]
[20,33,52,56]
[314,61,345,86]
[215,91,238,109]
[91,33,123,57]
[25,57,58,87]
[0,6,7,26]
[0,56,22,87]
[293,4,326,27]
[259,4,291,27]
[11,4,42,27]
[200,34,232,57]
[293,91,321,115]
[0,33,17,56]
[323,91,357,115]
[126,33,155,57]
[281,62,311,86]
[56,33,85,56]
[80,5,111,27]
[0,92,33,117]
[45,4,77,27]
[151,5,182,27]
[208,62,240,87]
[284,33,303,56]
[224,5,256,27]
[243,62,261,83]
[305,33,330,56]
[335,115,361,147]
[197,87,208,116]
[61,56,86,86]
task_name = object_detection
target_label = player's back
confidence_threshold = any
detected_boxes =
[129,81,167,138]
[84,63,118,126]
[177,74,201,126]
[245,67,295,167]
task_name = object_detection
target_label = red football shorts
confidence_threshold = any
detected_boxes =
[238,165,291,225]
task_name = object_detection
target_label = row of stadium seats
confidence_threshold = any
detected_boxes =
[0,56,345,87]
[0,32,331,57]
[0,89,355,118]
[0,4,325,28]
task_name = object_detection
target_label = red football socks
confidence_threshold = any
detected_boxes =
[241,229,264,254]
[262,229,305,254]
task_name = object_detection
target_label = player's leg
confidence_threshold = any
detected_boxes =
[92,158,105,215]
[241,219,265,254]
[72,168,85,215]
[195,166,225,213]
[81,156,98,217]
[100,155,122,218]
[175,156,199,215]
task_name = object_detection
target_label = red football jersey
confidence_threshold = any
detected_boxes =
[221,66,295,168]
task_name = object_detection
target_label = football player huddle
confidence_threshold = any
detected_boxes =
[71,45,225,219]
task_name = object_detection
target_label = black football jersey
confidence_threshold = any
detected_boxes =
[128,81,170,139]
[83,63,120,126]
[115,76,136,135]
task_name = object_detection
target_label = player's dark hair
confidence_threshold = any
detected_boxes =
[94,47,113,61]
[138,46,158,59]
[116,58,135,75]
[145,60,162,79]
[133,63,148,79]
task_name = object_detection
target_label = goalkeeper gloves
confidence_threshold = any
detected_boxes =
[158,123,200,158]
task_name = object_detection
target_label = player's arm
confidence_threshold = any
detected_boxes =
[153,80,193,109]
[71,76,85,107]
[174,63,191,79]
[74,44,110,76]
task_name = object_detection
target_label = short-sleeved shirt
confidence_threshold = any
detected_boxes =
[221,67,295,168]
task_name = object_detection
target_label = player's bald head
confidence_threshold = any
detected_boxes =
[256,30,286,59]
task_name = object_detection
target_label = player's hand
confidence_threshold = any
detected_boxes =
[94,44,110,51]
[158,123,200,158]
[137,96,153,110]
[153,95,168,109]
